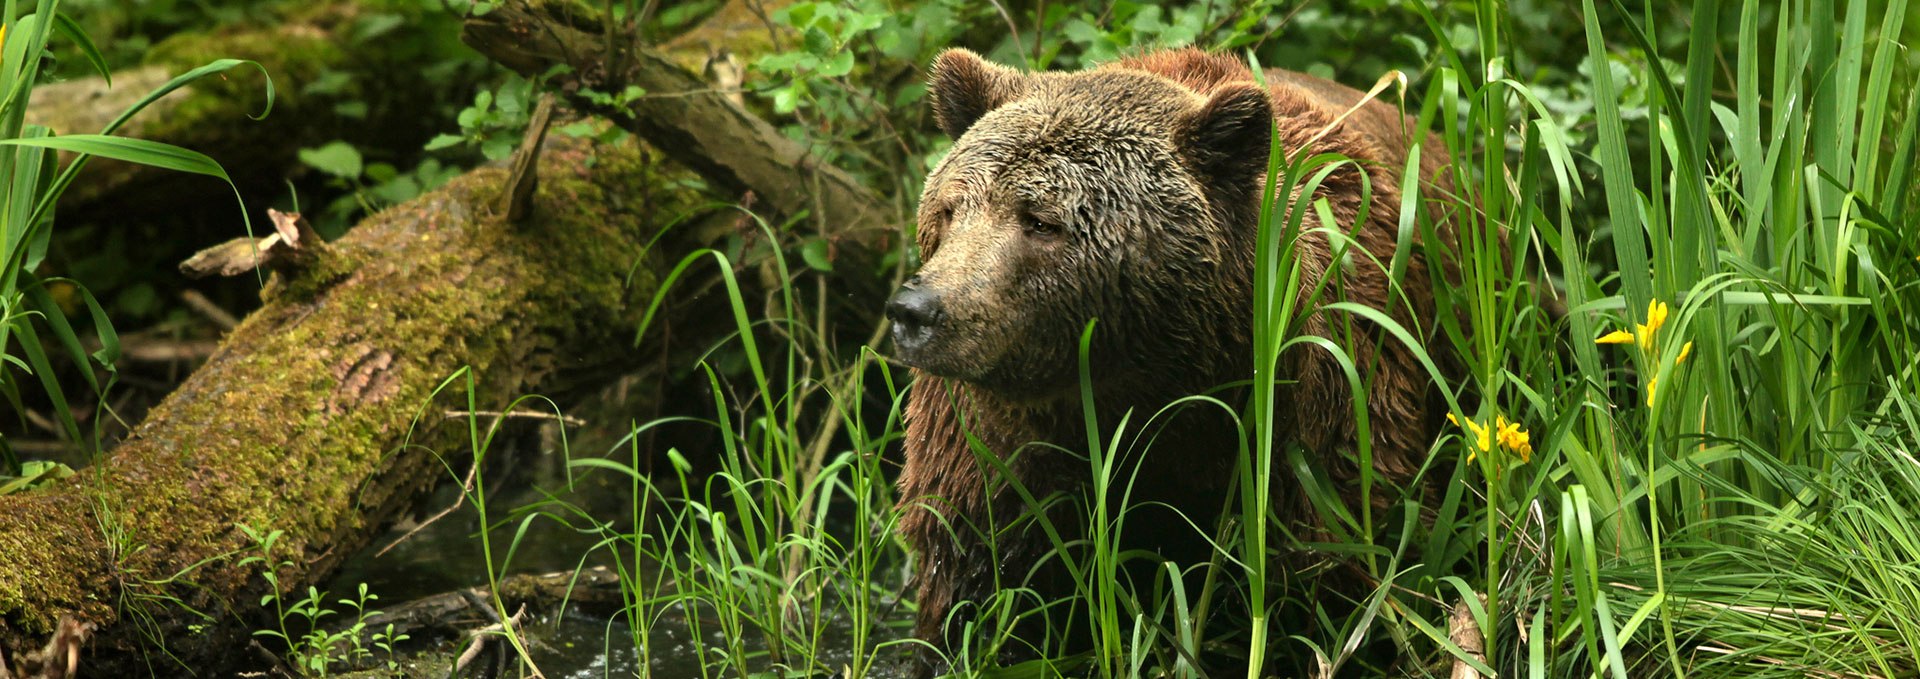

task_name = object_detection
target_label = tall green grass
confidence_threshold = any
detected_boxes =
[0,0,265,480]
[1388,0,1920,675]
[465,0,1920,677]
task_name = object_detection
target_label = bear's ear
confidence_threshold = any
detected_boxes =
[1177,83,1274,181]
[929,49,1028,139]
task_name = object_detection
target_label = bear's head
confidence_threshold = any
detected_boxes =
[889,49,1274,400]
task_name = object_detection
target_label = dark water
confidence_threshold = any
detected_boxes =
[537,613,643,678]
[323,426,910,677]
[323,425,648,675]
[534,604,907,678]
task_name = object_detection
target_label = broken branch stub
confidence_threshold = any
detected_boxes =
[178,209,330,279]
[500,94,559,224]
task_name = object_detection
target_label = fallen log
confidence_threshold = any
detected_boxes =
[0,134,699,673]
[356,567,627,639]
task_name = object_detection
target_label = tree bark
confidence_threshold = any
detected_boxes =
[0,135,693,673]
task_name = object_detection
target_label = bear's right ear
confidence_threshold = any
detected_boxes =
[929,49,1028,139]
[1177,83,1275,181]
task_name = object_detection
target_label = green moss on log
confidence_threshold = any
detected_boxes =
[0,137,698,672]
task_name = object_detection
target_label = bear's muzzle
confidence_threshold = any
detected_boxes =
[886,277,946,363]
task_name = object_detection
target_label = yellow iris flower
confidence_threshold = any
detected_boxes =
[1646,299,1669,334]
[1594,300,1672,349]
[1594,299,1690,407]
[1450,413,1532,464]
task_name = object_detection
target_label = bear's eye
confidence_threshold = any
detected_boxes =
[1022,213,1064,239]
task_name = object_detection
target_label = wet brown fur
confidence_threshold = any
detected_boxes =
[896,47,1456,671]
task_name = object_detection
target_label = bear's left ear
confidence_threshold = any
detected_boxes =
[1176,83,1274,181]
[929,49,1029,139]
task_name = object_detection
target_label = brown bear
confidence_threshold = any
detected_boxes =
[887,47,1453,671]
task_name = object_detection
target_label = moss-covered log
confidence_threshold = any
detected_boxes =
[0,136,690,673]
[32,0,460,216]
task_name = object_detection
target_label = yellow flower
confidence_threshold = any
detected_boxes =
[1507,432,1533,461]
[1676,341,1693,364]
[1493,417,1533,462]
[1646,377,1658,406]
[1452,413,1531,465]
[1449,414,1492,462]
[1597,301,1671,349]
[1596,330,1636,345]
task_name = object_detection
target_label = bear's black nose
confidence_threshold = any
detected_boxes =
[886,282,944,356]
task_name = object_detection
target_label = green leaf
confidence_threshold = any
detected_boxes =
[302,70,353,97]
[0,460,74,495]
[51,13,110,85]
[369,176,421,204]
[0,134,230,180]
[17,59,270,245]
[803,26,833,56]
[354,13,406,43]
[480,137,514,162]
[800,238,833,272]
[781,2,819,27]
[1580,0,1651,312]
[423,133,465,151]
[755,52,808,72]
[656,1,719,30]
[892,82,927,107]
[554,121,597,138]
[819,50,855,78]
[297,141,364,179]
[332,101,368,119]
[772,86,802,114]
[109,59,275,134]
[843,11,883,35]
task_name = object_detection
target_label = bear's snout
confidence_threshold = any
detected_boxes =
[887,278,946,361]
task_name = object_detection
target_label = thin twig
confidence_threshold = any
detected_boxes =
[444,410,587,427]
[373,462,478,558]
[180,289,239,330]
